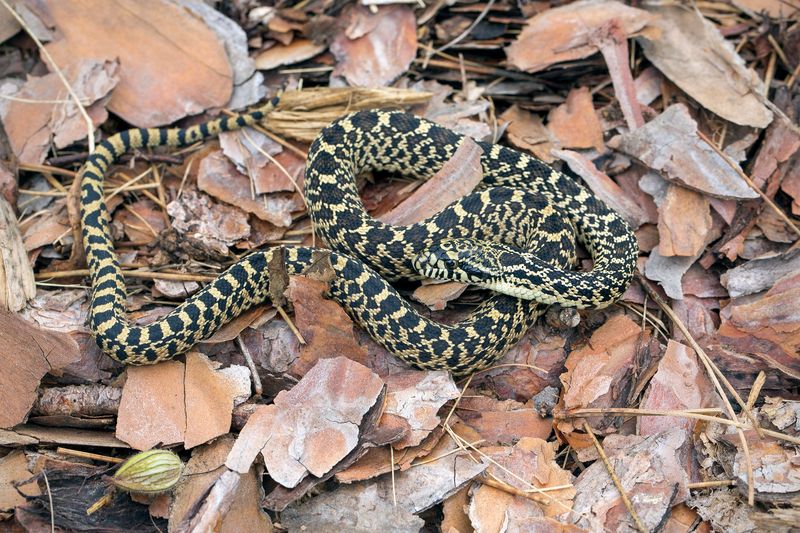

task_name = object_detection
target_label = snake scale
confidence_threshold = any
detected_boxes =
[79,96,638,375]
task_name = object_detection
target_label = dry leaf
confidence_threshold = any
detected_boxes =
[114,199,166,244]
[748,115,800,189]
[116,353,249,450]
[639,340,720,436]
[287,276,369,377]
[170,436,273,532]
[253,151,305,195]
[470,438,575,525]
[442,486,472,533]
[557,314,644,436]
[637,5,772,128]
[718,279,800,374]
[225,357,384,488]
[609,104,759,199]
[500,105,558,163]
[657,184,712,257]
[457,396,552,446]
[733,0,798,17]
[0,450,40,512]
[331,4,417,87]
[380,370,459,449]
[412,281,469,311]
[0,7,20,44]
[730,435,800,502]
[39,0,233,127]
[506,0,652,73]
[255,39,326,71]
[547,87,604,152]
[572,429,691,532]
[0,59,117,164]
[475,323,569,401]
[166,186,251,256]
[0,197,36,312]
[21,198,71,251]
[688,490,755,533]
[374,425,488,514]
[281,482,424,533]
[761,397,800,436]
[197,151,302,227]
[334,426,445,484]
[0,311,81,429]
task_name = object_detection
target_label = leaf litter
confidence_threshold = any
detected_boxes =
[1,0,800,531]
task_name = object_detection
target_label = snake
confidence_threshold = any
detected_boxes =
[79,96,638,375]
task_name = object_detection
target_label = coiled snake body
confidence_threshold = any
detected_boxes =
[80,97,637,375]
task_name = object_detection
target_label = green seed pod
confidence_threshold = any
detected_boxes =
[112,450,183,494]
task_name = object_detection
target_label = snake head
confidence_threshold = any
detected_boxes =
[413,238,503,284]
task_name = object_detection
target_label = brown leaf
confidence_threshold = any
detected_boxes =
[331,5,417,87]
[380,370,459,449]
[476,323,569,401]
[254,39,326,71]
[0,450,40,512]
[411,281,469,311]
[733,0,797,17]
[170,436,273,532]
[225,357,384,488]
[557,314,644,436]
[441,486,472,533]
[457,396,552,446]
[639,340,720,436]
[470,438,575,523]
[281,481,424,532]
[506,0,652,73]
[114,199,166,244]
[286,276,369,377]
[500,105,558,163]
[657,184,712,257]
[197,151,302,227]
[116,353,249,450]
[0,59,117,164]
[253,151,305,195]
[721,248,800,298]
[547,87,604,152]
[374,424,487,514]
[39,0,233,127]
[782,160,800,215]
[609,105,759,199]
[166,186,251,256]
[761,397,800,437]
[730,435,800,502]
[0,8,19,44]
[748,116,800,190]
[20,198,71,251]
[0,310,81,429]
[718,282,800,373]
[572,429,691,531]
[637,6,773,128]
[333,425,444,484]
[219,127,282,177]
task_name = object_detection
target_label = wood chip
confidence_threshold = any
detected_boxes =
[0,198,36,311]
